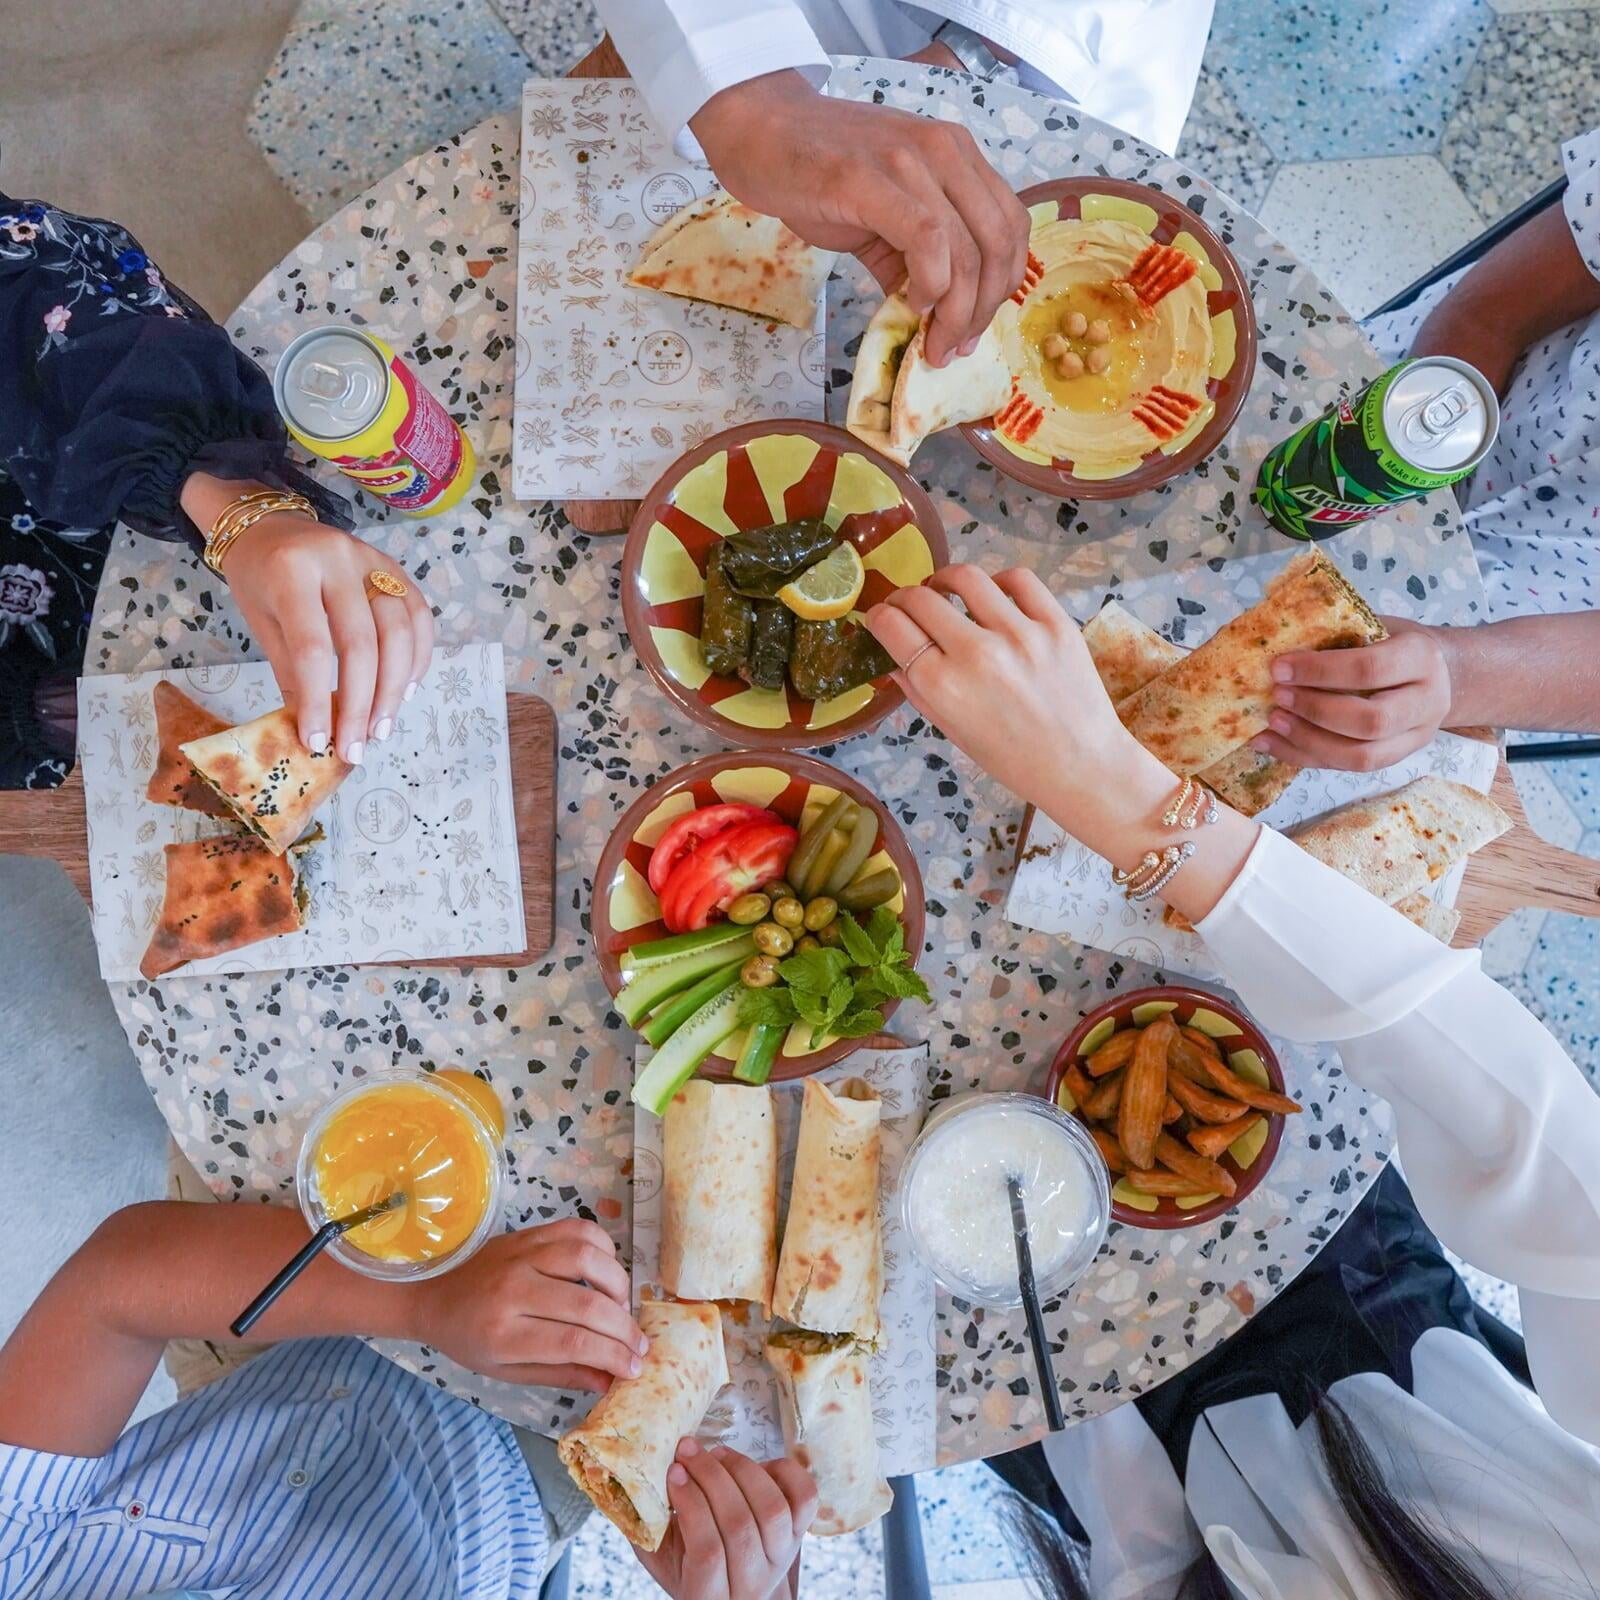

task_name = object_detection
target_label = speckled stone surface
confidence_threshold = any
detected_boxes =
[1176,64,1279,214]
[1438,9,1600,217]
[90,62,1497,1468]
[247,0,534,219]
[1207,0,1493,163]
[1259,155,1484,317]
[490,0,601,72]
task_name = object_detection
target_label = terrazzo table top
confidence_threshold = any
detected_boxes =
[93,60,1487,1467]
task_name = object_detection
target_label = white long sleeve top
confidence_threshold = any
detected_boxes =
[592,0,1215,156]
[1046,826,1600,1599]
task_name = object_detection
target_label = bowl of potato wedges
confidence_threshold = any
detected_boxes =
[1045,986,1299,1228]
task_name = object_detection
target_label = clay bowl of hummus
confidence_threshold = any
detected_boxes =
[960,177,1257,501]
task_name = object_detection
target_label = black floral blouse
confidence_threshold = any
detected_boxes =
[0,194,349,788]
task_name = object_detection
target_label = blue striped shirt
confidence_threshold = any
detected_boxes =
[0,1338,548,1599]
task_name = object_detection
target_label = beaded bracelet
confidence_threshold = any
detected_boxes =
[1112,841,1196,902]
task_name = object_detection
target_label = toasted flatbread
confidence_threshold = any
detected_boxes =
[1117,551,1386,777]
[1393,891,1462,944]
[1082,601,1298,818]
[844,290,922,464]
[146,681,232,817]
[628,189,832,329]
[139,832,313,980]
[180,705,351,855]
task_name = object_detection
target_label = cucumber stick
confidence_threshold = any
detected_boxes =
[616,933,756,1026]
[642,958,745,1047]
[733,1021,783,1085]
[623,921,751,976]
[632,982,744,1115]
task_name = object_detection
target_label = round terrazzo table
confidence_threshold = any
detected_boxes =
[95,60,1490,1467]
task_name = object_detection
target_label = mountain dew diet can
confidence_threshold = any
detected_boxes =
[1254,357,1498,541]
[273,327,475,516]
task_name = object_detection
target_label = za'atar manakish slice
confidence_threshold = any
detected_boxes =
[660,1080,778,1310]
[180,704,352,855]
[557,1298,730,1552]
[146,681,232,817]
[1116,550,1385,776]
[766,1331,892,1537]
[772,1077,883,1342]
[628,188,833,329]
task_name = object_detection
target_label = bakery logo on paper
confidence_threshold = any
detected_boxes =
[798,334,827,388]
[640,172,696,225]
[183,663,239,694]
[353,787,412,845]
[637,330,692,385]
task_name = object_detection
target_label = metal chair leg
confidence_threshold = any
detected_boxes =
[881,1474,933,1600]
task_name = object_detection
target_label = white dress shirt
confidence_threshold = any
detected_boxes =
[593,0,1215,156]
[1046,826,1600,1600]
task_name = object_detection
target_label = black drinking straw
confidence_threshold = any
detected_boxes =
[1008,1174,1066,1432]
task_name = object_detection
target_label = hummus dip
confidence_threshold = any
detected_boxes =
[993,216,1214,479]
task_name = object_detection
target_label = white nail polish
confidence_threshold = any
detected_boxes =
[403,681,419,702]
[373,718,393,742]
[308,730,329,754]
[345,741,364,766]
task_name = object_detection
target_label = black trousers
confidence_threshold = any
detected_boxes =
[988,1165,1531,1535]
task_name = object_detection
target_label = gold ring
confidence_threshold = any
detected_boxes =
[903,641,935,671]
[366,570,409,600]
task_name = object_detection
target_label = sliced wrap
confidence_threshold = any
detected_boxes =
[1115,551,1385,777]
[772,1077,882,1342]
[180,704,352,854]
[146,681,232,817]
[1081,601,1298,817]
[661,1081,778,1309]
[557,1299,730,1551]
[766,1331,892,1537]
[628,189,832,329]
[139,831,313,979]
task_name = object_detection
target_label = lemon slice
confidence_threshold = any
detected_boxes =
[777,542,865,621]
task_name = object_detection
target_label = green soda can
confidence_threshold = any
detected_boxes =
[1254,357,1499,541]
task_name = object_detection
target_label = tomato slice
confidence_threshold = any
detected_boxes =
[659,819,798,932]
[647,803,771,895]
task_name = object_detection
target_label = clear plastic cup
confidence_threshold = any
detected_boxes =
[899,1091,1110,1307]
[295,1067,506,1282]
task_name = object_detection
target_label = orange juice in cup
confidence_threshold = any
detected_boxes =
[296,1068,505,1280]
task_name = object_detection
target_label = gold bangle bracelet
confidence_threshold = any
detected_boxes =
[203,491,316,575]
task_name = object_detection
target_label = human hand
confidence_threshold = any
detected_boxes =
[635,1439,816,1600]
[221,514,434,764]
[1251,616,1453,772]
[409,1219,646,1392]
[690,70,1029,366]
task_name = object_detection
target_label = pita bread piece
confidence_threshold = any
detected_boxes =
[181,705,351,855]
[146,681,232,817]
[845,290,922,464]
[628,189,832,329]
[139,832,313,980]
[1393,891,1462,944]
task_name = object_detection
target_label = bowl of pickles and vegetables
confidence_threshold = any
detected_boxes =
[593,750,928,1110]
[621,419,948,749]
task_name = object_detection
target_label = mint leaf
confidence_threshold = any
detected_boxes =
[738,986,797,1028]
[875,963,932,1003]
[826,976,853,1020]
[779,946,850,995]
[866,904,903,958]
[832,1007,887,1038]
[791,987,832,1028]
[836,913,878,968]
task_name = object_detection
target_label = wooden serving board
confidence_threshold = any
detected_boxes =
[0,693,556,970]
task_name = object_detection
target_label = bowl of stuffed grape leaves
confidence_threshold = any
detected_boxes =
[622,420,948,749]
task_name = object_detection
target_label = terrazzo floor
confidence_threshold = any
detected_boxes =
[67,1,1600,1594]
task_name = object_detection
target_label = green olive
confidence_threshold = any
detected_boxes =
[815,920,844,948]
[727,892,771,925]
[741,954,781,988]
[771,896,805,930]
[802,896,838,932]
[752,922,794,957]
[794,934,822,954]
[763,880,796,901]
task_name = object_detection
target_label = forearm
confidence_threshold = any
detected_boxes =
[0,1202,428,1456]
[1437,612,1600,731]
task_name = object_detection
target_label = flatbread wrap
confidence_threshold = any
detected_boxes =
[1081,602,1298,817]
[1393,891,1462,944]
[1116,551,1385,777]
[180,704,352,854]
[557,1299,730,1551]
[628,189,832,329]
[661,1081,778,1310]
[844,290,922,465]
[772,1078,882,1342]
[139,831,315,979]
[766,1331,892,1537]
[146,681,232,816]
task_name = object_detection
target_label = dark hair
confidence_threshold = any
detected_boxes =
[1000,1396,1507,1600]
